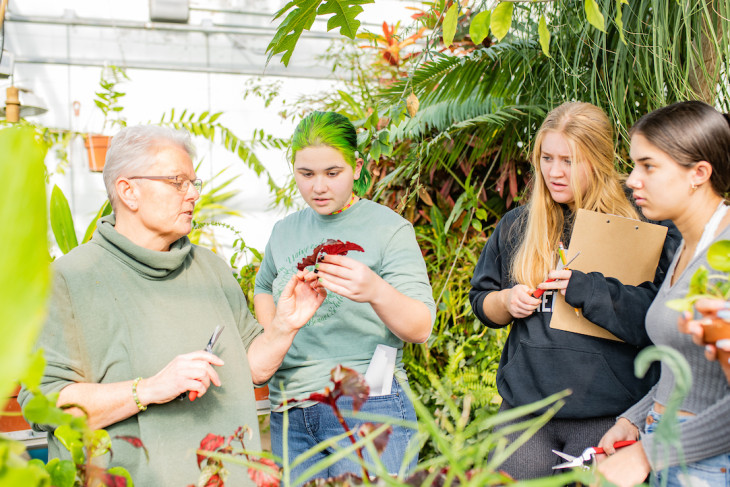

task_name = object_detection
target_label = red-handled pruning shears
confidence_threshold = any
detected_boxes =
[188,325,225,402]
[531,251,581,299]
[552,440,636,470]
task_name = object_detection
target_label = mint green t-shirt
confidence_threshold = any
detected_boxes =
[254,199,436,409]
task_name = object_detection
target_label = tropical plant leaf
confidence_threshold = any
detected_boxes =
[318,0,373,39]
[442,3,459,48]
[538,15,551,58]
[265,0,320,66]
[82,199,112,244]
[0,126,50,404]
[490,2,514,41]
[707,240,730,272]
[50,185,79,255]
[469,10,491,45]
[584,0,606,33]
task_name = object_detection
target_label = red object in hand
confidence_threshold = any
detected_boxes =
[531,278,557,298]
[297,239,364,271]
[189,390,200,401]
[591,440,637,455]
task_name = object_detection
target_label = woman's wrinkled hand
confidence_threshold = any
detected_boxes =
[310,254,380,304]
[274,273,326,331]
[502,284,541,318]
[141,350,224,404]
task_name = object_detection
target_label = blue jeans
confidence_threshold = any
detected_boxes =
[270,377,418,485]
[645,409,730,486]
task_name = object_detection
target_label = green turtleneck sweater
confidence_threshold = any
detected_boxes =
[19,215,263,486]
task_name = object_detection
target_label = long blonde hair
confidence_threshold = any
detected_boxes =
[511,102,639,287]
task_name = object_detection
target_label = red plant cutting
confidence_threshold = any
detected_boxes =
[297,239,365,271]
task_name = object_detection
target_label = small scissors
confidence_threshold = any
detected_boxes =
[552,440,636,470]
[531,251,582,298]
[188,325,225,402]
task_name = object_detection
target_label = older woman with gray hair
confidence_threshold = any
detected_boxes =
[19,125,325,485]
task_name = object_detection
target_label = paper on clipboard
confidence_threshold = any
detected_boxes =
[550,209,668,341]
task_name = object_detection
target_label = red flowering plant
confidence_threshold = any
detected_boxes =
[193,425,280,487]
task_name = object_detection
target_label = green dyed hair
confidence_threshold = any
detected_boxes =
[290,111,372,197]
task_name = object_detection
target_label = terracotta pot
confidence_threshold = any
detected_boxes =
[701,318,730,344]
[254,385,269,402]
[84,134,112,172]
[0,385,31,433]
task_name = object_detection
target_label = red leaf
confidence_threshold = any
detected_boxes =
[248,457,281,487]
[205,473,224,487]
[114,435,149,462]
[198,433,225,468]
[297,239,365,271]
[331,365,370,413]
[357,423,392,455]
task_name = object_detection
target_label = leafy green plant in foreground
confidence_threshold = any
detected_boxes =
[667,240,730,312]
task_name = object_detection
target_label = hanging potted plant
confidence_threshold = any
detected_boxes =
[84,65,128,172]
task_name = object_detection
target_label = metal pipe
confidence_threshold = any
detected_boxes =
[13,56,338,80]
[5,12,339,40]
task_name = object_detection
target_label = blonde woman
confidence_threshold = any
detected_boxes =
[469,102,680,479]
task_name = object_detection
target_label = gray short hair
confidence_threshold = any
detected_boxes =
[102,125,196,210]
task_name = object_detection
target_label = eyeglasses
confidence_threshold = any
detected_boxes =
[128,175,203,193]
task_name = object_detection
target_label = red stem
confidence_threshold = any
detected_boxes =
[330,398,370,480]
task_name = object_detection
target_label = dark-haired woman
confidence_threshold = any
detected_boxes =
[598,101,730,487]
[254,111,436,483]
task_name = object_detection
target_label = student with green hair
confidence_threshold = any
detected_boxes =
[254,111,436,482]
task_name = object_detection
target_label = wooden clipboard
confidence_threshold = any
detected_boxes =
[550,209,668,341]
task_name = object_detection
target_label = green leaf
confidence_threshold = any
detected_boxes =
[688,266,709,296]
[707,240,730,272]
[54,424,85,465]
[490,2,514,42]
[107,467,134,487]
[317,0,371,39]
[538,15,551,58]
[22,393,74,428]
[208,112,223,123]
[469,10,491,45]
[87,429,112,458]
[82,199,112,244]
[45,458,76,487]
[442,3,459,48]
[584,0,605,33]
[50,185,79,254]
[0,126,50,405]
[265,0,320,66]
[19,350,46,393]
[370,140,382,161]
[444,192,468,234]
[615,0,627,45]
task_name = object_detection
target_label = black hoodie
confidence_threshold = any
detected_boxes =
[469,205,681,418]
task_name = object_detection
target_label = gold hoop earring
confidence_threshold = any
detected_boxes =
[691,183,698,191]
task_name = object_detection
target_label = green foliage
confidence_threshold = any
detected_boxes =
[94,65,129,132]
[49,186,111,256]
[0,126,50,405]
[584,0,606,33]
[635,346,693,469]
[469,10,490,45]
[159,109,294,209]
[667,240,730,311]
[442,3,459,47]
[266,0,374,66]
[489,2,513,41]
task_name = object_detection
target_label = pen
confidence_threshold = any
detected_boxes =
[531,250,581,298]
[189,325,225,402]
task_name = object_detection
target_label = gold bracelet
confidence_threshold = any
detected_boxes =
[132,377,147,412]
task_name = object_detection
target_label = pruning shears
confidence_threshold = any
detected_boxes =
[531,251,582,298]
[188,325,225,402]
[552,440,636,470]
